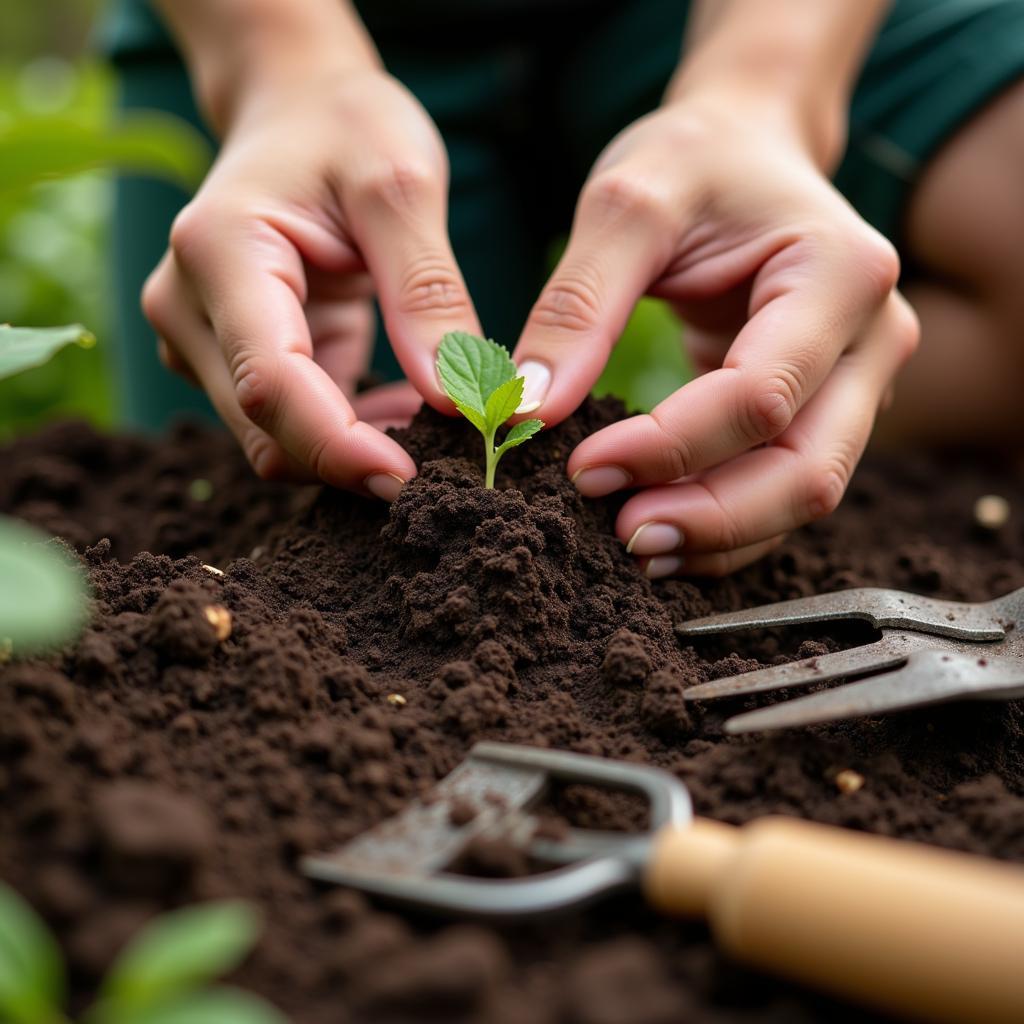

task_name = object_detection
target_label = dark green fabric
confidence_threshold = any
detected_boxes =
[836,0,1024,236]
[103,0,1024,430]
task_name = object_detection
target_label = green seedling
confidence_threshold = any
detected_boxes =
[436,332,544,488]
[0,883,284,1024]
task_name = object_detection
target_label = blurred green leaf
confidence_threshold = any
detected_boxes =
[0,113,209,194]
[0,881,65,1024]
[0,516,88,657]
[104,987,287,1024]
[0,322,94,380]
[101,902,261,1014]
[593,297,691,412]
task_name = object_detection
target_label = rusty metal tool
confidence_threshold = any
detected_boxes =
[302,742,1024,1024]
[678,586,1024,732]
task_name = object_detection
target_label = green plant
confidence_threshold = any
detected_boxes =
[0,324,95,657]
[0,58,212,437]
[436,331,544,488]
[0,323,94,379]
[0,883,284,1024]
[0,517,86,661]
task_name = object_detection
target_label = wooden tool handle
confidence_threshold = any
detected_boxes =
[643,816,1024,1024]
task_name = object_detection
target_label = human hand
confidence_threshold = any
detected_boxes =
[143,67,479,498]
[512,93,918,575]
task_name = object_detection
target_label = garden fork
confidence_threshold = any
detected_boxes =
[678,586,1024,732]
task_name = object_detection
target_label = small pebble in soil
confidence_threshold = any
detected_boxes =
[834,769,865,794]
[974,494,1010,530]
[448,797,478,826]
[203,604,232,640]
[386,693,407,707]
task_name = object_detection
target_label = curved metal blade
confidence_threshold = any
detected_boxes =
[723,650,1024,734]
[683,633,927,701]
[677,588,1006,642]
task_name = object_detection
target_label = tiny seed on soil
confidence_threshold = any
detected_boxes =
[834,769,865,794]
[201,564,224,577]
[974,494,1010,530]
[386,693,407,707]
[203,604,232,640]
[189,478,214,502]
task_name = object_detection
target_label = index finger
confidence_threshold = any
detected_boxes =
[173,213,417,495]
[568,229,900,495]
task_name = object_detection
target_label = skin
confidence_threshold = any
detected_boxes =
[145,0,1016,577]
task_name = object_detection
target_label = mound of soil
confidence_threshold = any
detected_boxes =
[2,400,1023,1024]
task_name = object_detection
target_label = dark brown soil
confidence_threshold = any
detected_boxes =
[2,400,1023,1024]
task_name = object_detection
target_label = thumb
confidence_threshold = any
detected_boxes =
[350,162,481,412]
[512,174,668,425]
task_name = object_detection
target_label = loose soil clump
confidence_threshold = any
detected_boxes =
[2,401,1023,1023]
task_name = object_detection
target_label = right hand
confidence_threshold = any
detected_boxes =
[143,68,481,499]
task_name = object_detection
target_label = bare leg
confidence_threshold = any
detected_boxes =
[874,78,1024,448]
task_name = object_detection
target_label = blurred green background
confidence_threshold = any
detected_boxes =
[0,0,686,443]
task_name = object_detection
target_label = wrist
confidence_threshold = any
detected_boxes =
[162,0,380,135]
[665,67,847,173]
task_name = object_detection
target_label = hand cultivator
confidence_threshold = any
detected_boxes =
[679,586,1024,732]
[303,743,1024,1024]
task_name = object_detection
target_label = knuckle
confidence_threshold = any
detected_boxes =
[806,460,849,519]
[584,171,670,224]
[231,354,277,426]
[397,255,471,317]
[305,431,337,483]
[647,411,695,481]
[702,484,746,552]
[358,159,439,210]
[891,296,921,365]
[852,230,901,301]
[244,433,280,481]
[140,270,172,334]
[744,368,802,441]
[168,203,212,265]
[530,270,603,335]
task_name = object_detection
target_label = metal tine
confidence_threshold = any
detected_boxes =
[723,650,1024,734]
[677,588,1006,642]
[683,633,928,702]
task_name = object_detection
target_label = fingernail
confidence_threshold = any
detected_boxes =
[571,466,632,497]
[626,522,683,556]
[645,555,684,579]
[516,360,551,413]
[365,472,406,502]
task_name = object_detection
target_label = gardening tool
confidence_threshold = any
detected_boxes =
[678,585,1024,733]
[302,742,1024,1024]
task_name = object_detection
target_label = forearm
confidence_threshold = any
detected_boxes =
[668,0,891,170]
[155,0,380,133]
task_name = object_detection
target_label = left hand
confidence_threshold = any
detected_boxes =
[511,93,918,576]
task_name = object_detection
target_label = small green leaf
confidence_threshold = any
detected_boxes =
[102,902,261,1013]
[496,418,544,458]
[0,324,95,381]
[451,399,486,433]
[0,882,65,1024]
[483,377,524,434]
[436,332,516,416]
[0,517,88,656]
[98,987,286,1024]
